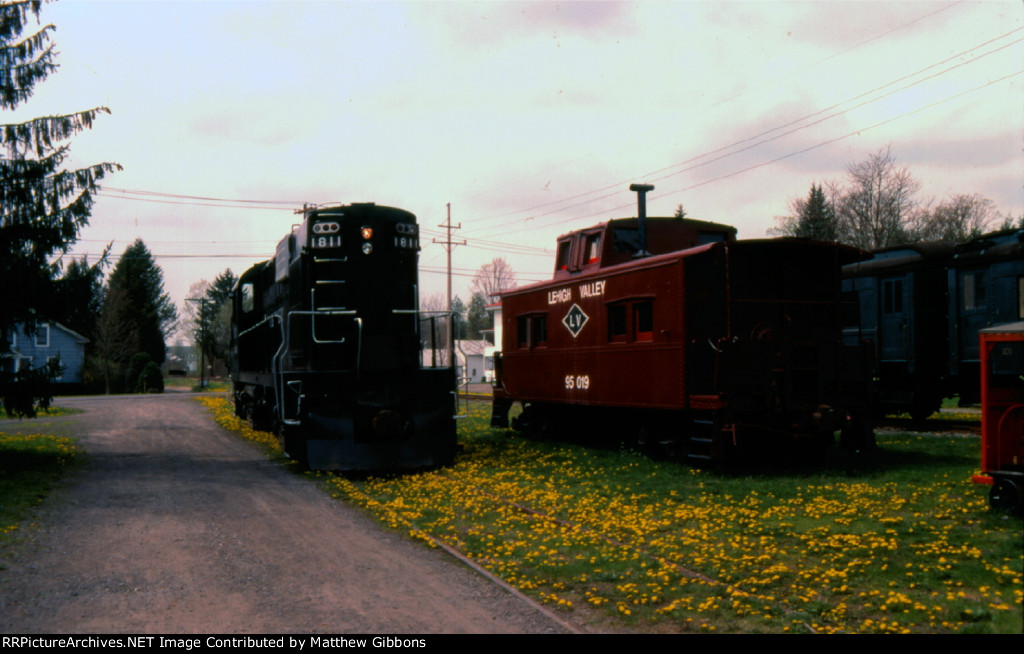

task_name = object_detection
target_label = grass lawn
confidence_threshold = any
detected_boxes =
[204,397,1022,633]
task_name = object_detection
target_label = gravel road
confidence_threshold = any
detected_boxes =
[0,392,573,634]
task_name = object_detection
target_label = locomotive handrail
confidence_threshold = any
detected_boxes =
[396,308,460,371]
[453,376,471,420]
[238,313,279,339]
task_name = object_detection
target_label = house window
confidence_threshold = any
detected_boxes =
[35,324,50,348]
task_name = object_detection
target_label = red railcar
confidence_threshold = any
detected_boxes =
[973,322,1024,512]
[491,192,871,461]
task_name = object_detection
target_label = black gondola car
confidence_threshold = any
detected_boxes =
[231,203,458,471]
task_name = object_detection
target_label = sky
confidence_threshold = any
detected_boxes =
[11,0,1024,340]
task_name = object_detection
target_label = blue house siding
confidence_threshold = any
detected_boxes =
[3,323,89,384]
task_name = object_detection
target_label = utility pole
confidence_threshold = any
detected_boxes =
[186,297,208,389]
[433,203,465,312]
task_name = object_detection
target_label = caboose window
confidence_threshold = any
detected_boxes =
[517,316,530,348]
[556,240,572,271]
[608,304,627,342]
[517,314,547,349]
[531,315,548,346]
[634,301,654,342]
[585,233,602,264]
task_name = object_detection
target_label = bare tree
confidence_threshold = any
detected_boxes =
[835,146,920,250]
[470,258,517,300]
[908,193,996,242]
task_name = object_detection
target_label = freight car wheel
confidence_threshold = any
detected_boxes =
[989,478,1022,514]
[909,393,941,422]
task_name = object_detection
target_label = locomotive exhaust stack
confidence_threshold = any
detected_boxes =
[629,183,654,258]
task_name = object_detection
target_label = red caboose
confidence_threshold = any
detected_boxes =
[491,190,871,461]
[973,322,1024,512]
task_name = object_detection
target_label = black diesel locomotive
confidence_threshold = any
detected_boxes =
[231,203,458,471]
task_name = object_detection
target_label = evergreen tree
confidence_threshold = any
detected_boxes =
[189,268,236,373]
[795,184,837,241]
[53,253,106,340]
[1,1,120,337]
[465,292,489,341]
[105,239,177,373]
[1,0,119,412]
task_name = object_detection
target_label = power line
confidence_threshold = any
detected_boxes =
[466,24,1024,243]
[474,34,1024,239]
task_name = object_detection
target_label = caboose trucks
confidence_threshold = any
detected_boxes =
[492,197,871,460]
[231,203,457,471]
[973,321,1024,513]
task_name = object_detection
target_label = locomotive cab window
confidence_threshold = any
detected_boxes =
[241,282,255,313]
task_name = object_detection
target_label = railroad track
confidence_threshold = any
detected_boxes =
[876,416,981,435]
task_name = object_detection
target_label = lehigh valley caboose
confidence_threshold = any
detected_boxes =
[231,203,457,471]
[492,188,872,460]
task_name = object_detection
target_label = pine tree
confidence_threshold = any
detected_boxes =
[190,268,236,372]
[1,0,120,412]
[105,239,177,378]
[795,184,837,241]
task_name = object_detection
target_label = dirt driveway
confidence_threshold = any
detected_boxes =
[0,393,573,634]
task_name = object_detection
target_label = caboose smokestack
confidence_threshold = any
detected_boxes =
[630,183,654,258]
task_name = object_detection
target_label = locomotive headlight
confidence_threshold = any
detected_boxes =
[361,226,374,240]
[362,242,373,255]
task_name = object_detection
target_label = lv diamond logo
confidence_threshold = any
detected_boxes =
[562,303,589,338]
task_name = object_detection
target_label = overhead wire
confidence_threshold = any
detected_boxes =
[469,26,1024,239]
[78,8,1018,265]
